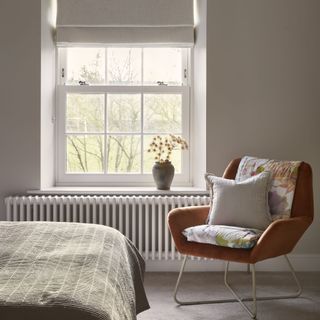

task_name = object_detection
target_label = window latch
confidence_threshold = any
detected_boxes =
[184,68,187,79]
[157,81,168,86]
[79,80,89,86]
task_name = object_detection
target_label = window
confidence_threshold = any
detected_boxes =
[56,47,190,186]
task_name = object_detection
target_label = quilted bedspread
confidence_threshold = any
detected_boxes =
[0,222,149,320]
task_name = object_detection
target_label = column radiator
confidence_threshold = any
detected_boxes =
[5,195,210,261]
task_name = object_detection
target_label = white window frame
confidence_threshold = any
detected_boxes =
[56,47,191,187]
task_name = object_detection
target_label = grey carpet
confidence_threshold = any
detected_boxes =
[138,272,320,320]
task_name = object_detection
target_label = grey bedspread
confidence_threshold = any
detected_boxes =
[0,222,149,320]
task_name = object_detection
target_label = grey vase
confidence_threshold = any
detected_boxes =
[152,161,175,190]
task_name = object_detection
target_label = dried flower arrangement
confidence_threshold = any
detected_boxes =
[147,134,188,164]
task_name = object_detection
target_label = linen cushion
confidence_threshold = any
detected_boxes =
[235,156,301,220]
[205,171,272,230]
[183,225,263,249]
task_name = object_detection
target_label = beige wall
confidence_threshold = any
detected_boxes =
[0,0,42,218]
[192,0,207,188]
[41,0,56,189]
[206,0,320,253]
[0,0,55,219]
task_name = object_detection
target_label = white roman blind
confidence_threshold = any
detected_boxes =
[56,0,194,46]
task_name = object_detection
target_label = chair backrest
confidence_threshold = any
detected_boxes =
[223,158,314,220]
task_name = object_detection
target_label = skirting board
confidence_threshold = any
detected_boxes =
[145,254,320,272]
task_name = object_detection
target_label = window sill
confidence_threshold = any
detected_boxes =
[27,187,209,196]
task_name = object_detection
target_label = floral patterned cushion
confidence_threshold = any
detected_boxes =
[235,156,301,220]
[183,225,263,249]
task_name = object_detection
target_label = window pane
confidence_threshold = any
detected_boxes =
[107,135,141,173]
[143,135,181,173]
[107,94,141,133]
[66,135,104,173]
[67,48,105,85]
[107,48,142,85]
[143,48,182,85]
[144,94,182,133]
[66,94,104,133]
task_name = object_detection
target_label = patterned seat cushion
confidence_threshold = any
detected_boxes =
[183,224,263,249]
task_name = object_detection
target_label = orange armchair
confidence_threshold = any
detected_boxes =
[168,158,313,319]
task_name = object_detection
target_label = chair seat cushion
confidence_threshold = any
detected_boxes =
[182,225,263,249]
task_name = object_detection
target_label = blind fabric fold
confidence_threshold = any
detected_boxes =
[56,0,194,46]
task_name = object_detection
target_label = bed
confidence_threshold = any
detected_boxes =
[0,221,149,320]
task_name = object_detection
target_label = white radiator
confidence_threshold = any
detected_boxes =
[5,195,210,261]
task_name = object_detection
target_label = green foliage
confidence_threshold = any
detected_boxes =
[107,136,141,173]
[144,95,181,133]
[67,135,104,173]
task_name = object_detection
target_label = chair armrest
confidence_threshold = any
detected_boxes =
[251,216,313,263]
[168,206,210,252]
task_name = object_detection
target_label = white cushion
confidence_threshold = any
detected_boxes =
[205,171,272,230]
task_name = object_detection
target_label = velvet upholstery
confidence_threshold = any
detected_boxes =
[168,159,313,264]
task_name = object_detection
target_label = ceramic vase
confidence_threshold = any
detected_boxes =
[152,161,175,190]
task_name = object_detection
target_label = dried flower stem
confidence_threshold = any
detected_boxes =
[147,134,188,164]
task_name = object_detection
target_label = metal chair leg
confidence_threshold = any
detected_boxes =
[173,254,302,319]
[174,255,239,305]
[224,261,257,319]
[173,255,188,305]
